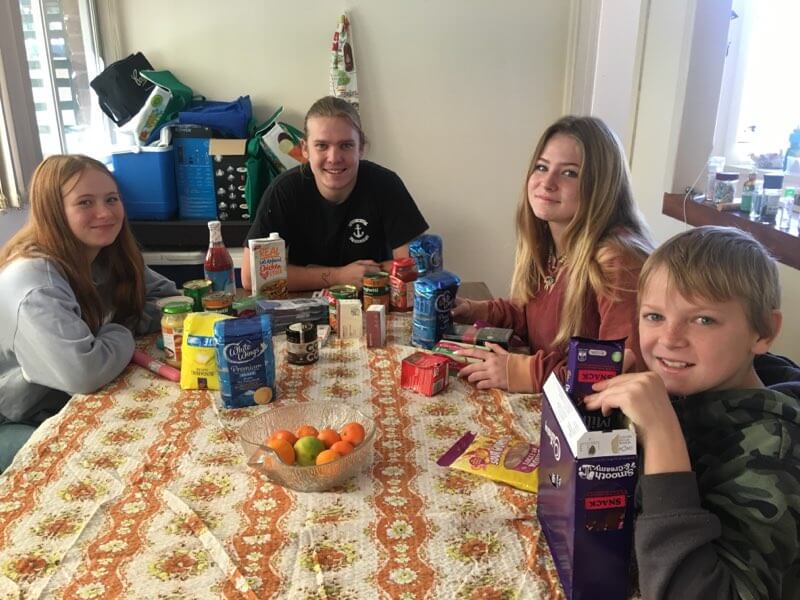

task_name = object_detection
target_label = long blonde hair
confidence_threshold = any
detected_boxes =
[510,116,653,348]
[0,155,146,333]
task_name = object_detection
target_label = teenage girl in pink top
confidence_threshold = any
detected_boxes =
[453,116,653,392]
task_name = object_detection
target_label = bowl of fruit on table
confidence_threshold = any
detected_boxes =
[238,402,374,492]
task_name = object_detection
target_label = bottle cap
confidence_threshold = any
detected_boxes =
[763,173,784,189]
[161,301,193,314]
[269,232,280,239]
[208,220,221,229]
[714,171,739,181]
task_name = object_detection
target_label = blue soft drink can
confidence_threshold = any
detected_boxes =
[411,270,461,349]
[409,234,443,276]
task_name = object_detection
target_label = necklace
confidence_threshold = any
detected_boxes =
[543,253,566,291]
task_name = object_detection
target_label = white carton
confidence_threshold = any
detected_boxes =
[248,233,288,298]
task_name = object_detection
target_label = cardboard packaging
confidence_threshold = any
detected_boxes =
[400,352,449,396]
[366,304,386,348]
[210,138,249,221]
[538,373,638,600]
[248,234,288,299]
[338,299,363,339]
[564,337,625,430]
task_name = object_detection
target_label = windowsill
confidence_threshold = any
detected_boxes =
[662,193,800,270]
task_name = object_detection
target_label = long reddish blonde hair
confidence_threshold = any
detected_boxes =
[0,155,146,333]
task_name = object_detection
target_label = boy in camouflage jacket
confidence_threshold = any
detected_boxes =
[585,226,799,599]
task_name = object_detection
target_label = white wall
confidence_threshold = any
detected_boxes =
[102,0,572,299]
[0,207,29,245]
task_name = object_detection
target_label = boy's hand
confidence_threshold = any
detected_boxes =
[455,342,509,390]
[583,372,692,475]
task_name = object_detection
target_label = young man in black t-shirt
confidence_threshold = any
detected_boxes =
[242,97,428,292]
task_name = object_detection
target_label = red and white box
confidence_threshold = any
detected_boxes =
[366,304,386,348]
[401,352,450,396]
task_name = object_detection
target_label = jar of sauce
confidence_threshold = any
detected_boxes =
[161,301,193,367]
[390,258,417,311]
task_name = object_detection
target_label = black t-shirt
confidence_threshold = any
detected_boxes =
[246,160,428,266]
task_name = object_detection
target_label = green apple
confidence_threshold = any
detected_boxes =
[293,436,325,466]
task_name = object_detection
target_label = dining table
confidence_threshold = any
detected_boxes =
[0,287,568,599]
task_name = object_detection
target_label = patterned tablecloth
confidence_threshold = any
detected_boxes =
[0,313,565,599]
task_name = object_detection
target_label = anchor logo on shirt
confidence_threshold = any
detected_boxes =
[348,218,369,244]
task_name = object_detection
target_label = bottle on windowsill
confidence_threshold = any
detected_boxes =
[204,220,235,293]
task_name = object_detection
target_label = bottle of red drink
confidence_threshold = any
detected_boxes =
[204,220,235,293]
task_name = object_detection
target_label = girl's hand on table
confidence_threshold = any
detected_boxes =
[455,342,509,390]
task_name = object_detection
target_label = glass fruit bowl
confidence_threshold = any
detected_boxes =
[239,401,375,492]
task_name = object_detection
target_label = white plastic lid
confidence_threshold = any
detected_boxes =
[269,232,280,240]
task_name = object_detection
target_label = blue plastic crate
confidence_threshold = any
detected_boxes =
[111,146,177,220]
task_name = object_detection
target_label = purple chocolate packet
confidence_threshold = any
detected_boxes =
[564,337,625,431]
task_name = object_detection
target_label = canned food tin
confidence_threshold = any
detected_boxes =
[363,271,390,309]
[286,321,319,365]
[183,279,213,312]
[327,284,358,332]
[202,291,235,315]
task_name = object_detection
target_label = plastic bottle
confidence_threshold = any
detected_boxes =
[759,172,784,225]
[204,220,235,293]
[749,181,764,221]
[779,187,795,231]
[705,156,726,203]
[739,169,758,213]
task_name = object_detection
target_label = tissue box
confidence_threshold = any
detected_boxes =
[537,373,638,600]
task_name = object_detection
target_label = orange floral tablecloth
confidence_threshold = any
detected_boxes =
[0,314,564,599]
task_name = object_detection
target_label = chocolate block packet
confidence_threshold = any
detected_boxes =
[564,336,625,431]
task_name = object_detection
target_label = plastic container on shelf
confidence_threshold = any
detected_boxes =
[759,172,784,225]
[713,171,739,204]
[739,169,759,213]
[779,187,795,230]
[111,146,177,220]
[704,156,726,203]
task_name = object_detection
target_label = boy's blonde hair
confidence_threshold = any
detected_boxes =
[639,226,781,338]
[510,115,653,347]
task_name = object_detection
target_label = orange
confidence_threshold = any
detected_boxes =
[339,422,365,447]
[330,440,354,456]
[266,437,295,465]
[317,428,341,449]
[315,449,341,465]
[270,429,297,446]
[295,424,319,439]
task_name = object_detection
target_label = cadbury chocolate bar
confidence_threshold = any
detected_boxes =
[564,336,625,431]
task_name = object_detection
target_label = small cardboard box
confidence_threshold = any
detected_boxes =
[338,299,363,339]
[209,138,249,221]
[537,373,638,600]
[401,352,449,396]
[366,304,386,348]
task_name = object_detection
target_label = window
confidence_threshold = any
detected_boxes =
[18,0,109,158]
[714,0,800,173]
[0,0,111,210]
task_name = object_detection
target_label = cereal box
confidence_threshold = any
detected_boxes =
[564,337,625,430]
[248,233,288,299]
[538,373,638,600]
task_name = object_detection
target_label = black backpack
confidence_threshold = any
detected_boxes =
[90,52,154,126]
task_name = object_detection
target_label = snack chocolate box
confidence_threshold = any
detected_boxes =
[538,373,638,600]
[564,336,625,430]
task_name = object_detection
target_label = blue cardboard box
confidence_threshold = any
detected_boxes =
[111,146,177,220]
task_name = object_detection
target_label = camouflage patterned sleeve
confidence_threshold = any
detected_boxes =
[635,416,800,600]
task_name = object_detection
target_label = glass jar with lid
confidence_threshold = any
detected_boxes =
[161,301,193,367]
[713,171,739,204]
